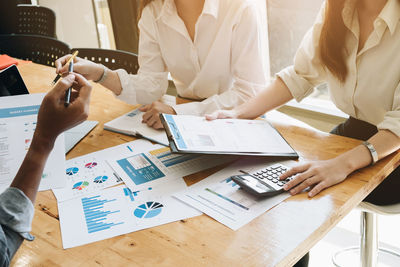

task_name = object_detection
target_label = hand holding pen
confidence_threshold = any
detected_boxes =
[51,50,79,85]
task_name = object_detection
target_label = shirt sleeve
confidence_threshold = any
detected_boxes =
[173,3,267,116]
[377,83,400,137]
[115,6,169,105]
[276,2,327,102]
[0,187,34,241]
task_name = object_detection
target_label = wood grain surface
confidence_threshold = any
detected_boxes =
[10,62,400,267]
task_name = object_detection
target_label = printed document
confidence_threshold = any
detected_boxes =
[53,139,155,202]
[174,158,292,230]
[162,114,297,156]
[58,183,201,248]
[0,93,65,193]
[109,146,236,191]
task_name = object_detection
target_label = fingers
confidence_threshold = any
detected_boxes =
[280,163,311,180]
[308,181,328,197]
[139,104,151,112]
[50,74,75,98]
[205,112,218,121]
[287,175,319,195]
[145,113,160,128]
[72,73,92,101]
[55,54,77,74]
[142,107,153,122]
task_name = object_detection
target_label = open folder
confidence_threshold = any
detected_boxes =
[160,114,298,158]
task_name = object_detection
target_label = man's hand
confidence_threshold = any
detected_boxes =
[140,101,176,129]
[11,73,92,202]
[34,73,92,149]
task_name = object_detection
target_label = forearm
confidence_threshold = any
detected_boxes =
[10,134,54,203]
[235,77,294,119]
[335,130,400,174]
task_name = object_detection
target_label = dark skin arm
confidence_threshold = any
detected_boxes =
[10,73,92,203]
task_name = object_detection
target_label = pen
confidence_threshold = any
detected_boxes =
[64,61,73,107]
[51,50,79,85]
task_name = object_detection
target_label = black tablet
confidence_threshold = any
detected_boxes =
[0,64,29,96]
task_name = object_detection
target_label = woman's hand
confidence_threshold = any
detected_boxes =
[140,101,176,129]
[280,157,354,197]
[205,109,238,120]
[55,54,104,81]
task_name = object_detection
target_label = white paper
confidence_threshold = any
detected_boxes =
[52,139,155,202]
[58,183,201,248]
[0,93,65,193]
[104,108,169,146]
[109,145,237,191]
[174,158,292,230]
[163,114,296,154]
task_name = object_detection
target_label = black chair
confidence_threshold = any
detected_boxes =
[0,34,71,67]
[16,5,56,38]
[72,48,139,74]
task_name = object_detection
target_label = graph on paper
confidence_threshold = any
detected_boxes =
[81,195,124,234]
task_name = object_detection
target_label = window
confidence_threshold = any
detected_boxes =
[267,0,346,118]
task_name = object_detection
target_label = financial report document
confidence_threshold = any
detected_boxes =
[162,115,297,156]
[0,93,65,192]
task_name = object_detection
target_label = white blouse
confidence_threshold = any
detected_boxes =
[278,0,400,137]
[115,0,267,116]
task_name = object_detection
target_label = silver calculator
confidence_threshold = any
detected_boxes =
[230,163,295,197]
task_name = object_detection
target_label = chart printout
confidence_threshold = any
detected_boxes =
[0,93,65,193]
[53,139,156,202]
[174,159,291,230]
[109,146,236,191]
[58,184,201,248]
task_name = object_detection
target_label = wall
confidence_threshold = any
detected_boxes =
[38,0,99,49]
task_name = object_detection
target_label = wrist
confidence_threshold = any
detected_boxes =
[30,132,56,154]
[334,154,357,175]
[93,64,106,82]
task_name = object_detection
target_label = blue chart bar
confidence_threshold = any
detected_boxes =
[123,188,139,202]
[81,195,124,234]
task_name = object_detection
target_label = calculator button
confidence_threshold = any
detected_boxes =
[272,174,278,178]
[277,182,284,186]
[266,176,273,180]
[272,179,279,183]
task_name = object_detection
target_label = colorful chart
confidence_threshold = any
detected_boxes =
[66,167,79,176]
[134,201,163,219]
[85,162,98,169]
[73,181,89,190]
[93,176,108,184]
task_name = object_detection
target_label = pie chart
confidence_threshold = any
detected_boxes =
[73,181,89,190]
[94,176,108,184]
[66,167,79,176]
[134,202,163,219]
[85,162,97,169]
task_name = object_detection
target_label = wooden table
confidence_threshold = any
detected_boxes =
[10,62,400,267]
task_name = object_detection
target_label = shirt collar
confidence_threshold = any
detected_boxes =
[377,0,400,35]
[158,0,219,20]
[202,0,219,18]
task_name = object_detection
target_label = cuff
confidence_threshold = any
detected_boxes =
[0,188,34,241]
[377,113,400,137]
[173,102,204,116]
[276,66,315,102]
[115,69,137,104]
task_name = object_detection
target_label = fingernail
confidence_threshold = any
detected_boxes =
[283,185,288,190]
[290,189,295,195]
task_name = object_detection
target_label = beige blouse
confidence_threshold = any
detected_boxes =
[116,0,267,116]
[277,0,400,137]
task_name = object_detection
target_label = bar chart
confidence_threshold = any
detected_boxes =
[81,195,124,234]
